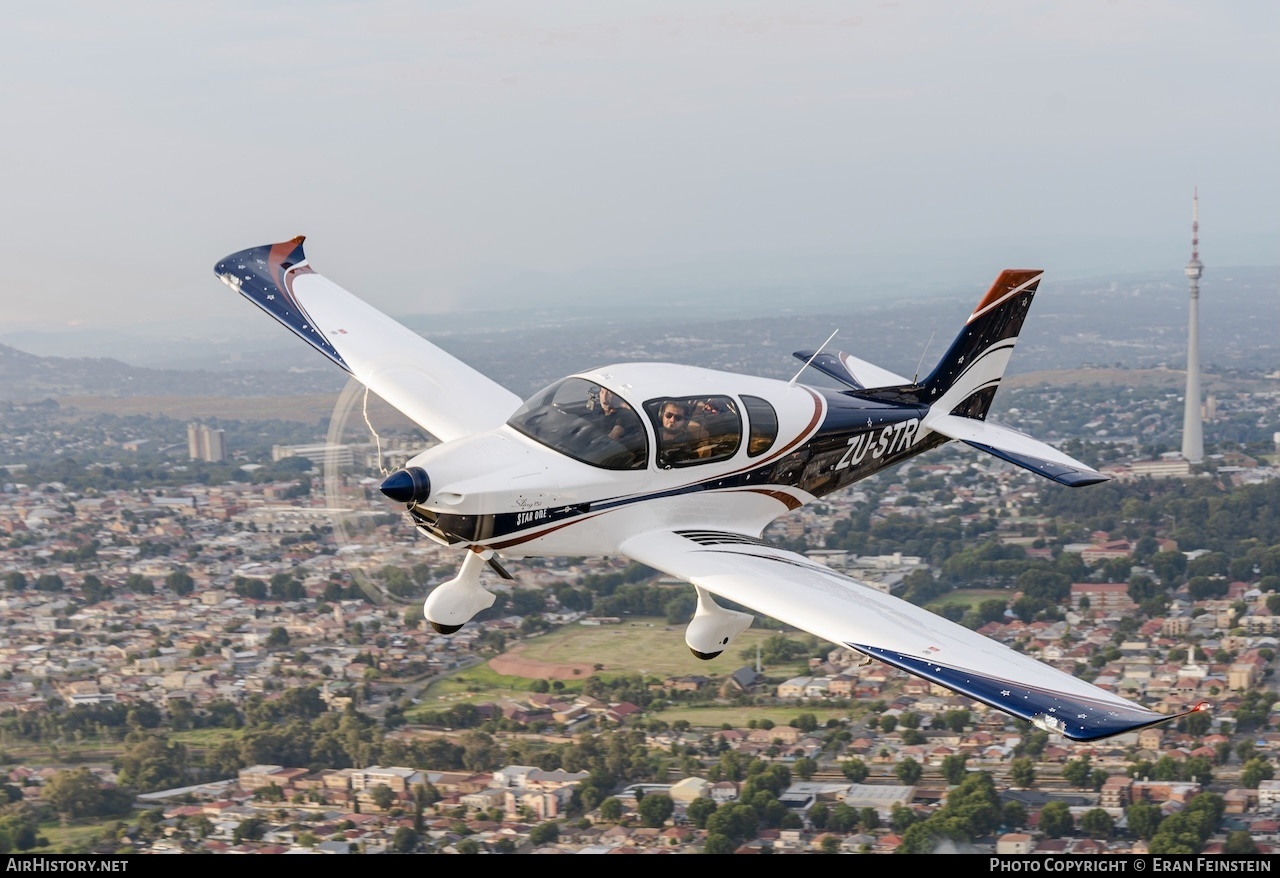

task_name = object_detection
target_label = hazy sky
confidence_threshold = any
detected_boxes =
[1,1,1276,336]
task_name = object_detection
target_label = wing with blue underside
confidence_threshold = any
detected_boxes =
[621,529,1206,742]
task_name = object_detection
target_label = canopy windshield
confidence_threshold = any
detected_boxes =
[507,377,648,470]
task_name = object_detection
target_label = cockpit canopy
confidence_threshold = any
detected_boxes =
[507,377,648,470]
[508,376,779,471]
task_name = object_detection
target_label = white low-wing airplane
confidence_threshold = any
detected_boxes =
[215,236,1207,742]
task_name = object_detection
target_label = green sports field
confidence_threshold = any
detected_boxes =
[516,618,816,677]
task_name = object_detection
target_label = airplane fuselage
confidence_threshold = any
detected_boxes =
[400,362,945,558]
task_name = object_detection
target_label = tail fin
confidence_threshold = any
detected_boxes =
[863,268,1108,488]
[920,268,1043,418]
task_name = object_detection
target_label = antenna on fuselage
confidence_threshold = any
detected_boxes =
[789,328,839,385]
[912,329,938,385]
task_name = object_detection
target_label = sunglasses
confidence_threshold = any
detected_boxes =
[663,411,685,422]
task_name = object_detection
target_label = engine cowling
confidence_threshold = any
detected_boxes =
[685,586,754,660]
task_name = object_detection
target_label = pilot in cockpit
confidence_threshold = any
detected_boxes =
[656,399,712,464]
[592,386,646,467]
[597,387,635,442]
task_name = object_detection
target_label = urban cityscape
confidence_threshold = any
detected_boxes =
[0,201,1278,855]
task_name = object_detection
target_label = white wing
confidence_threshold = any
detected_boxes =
[214,237,522,443]
[621,529,1204,742]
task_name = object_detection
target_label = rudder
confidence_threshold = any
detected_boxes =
[920,269,1043,420]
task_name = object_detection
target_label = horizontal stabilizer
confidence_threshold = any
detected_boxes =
[925,414,1109,487]
[793,350,910,391]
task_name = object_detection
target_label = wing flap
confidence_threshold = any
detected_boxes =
[925,414,1110,487]
[621,529,1201,741]
[215,238,522,443]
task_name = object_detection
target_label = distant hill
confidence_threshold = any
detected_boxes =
[0,342,345,403]
[1,264,1274,404]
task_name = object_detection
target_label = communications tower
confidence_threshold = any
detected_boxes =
[1181,189,1204,464]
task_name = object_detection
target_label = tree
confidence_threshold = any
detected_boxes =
[638,793,674,828]
[81,573,112,604]
[940,754,967,785]
[1127,574,1161,605]
[232,816,266,844]
[1223,830,1259,854]
[369,784,395,810]
[1062,756,1092,788]
[900,729,925,745]
[793,757,817,780]
[166,569,195,596]
[1181,710,1212,737]
[34,573,64,592]
[1241,757,1275,789]
[890,803,917,833]
[1187,576,1228,601]
[1125,801,1163,841]
[1003,801,1027,829]
[528,822,559,845]
[894,757,922,785]
[809,802,829,830]
[1148,793,1224,855]
[0,807,42,853]
[114,734,189,792]
[1151,550,1188,586]
[1183,757,1214,787]
[686,798,717,829]
[266,626,290,648]
[1010,757,1036,789]
[841,758,868,782]
[703,833,735,854]
[255,783,284,803]
[125,573,154,595]
[44,768,116,819]
[706,803,758,845]
[1038,801,1074,838]
[943,709,971,733]
[1080,808,1114,840]
[390,826,419,853]
[599,797,623,822]
[792,713,819,733]
[1017,569,1070,604]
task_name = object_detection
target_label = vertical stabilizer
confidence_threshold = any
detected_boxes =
[920,269,1043,420]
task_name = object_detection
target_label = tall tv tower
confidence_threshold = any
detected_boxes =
[1181,189,1204,464]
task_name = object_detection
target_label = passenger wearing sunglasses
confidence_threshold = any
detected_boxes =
[656,400,711,466]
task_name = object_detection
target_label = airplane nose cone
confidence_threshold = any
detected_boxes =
[379,467,431,504]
